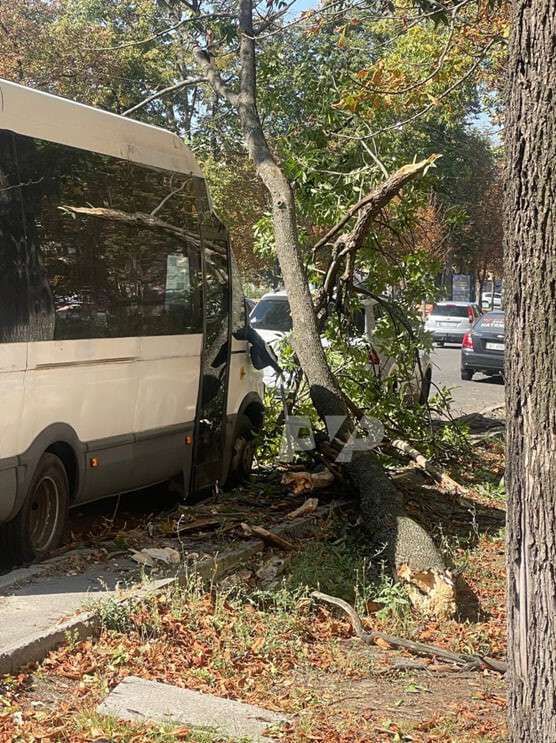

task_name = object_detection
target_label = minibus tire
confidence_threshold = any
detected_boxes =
[0,453,69,565]
[226,415,256,487]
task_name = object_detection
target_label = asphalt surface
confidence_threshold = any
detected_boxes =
[430,344,505,416]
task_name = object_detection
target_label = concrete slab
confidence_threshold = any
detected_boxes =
[98,676,289,742]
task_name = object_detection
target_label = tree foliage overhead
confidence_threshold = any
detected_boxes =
[0,0,506,282]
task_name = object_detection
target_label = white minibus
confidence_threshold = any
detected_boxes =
[0,79,265,563]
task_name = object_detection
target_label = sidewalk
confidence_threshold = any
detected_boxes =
[0,494,332,674]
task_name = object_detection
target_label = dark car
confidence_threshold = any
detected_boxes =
[461,310,505,381]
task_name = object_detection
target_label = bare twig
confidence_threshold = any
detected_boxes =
[89,14,233,52]
[151,181,187,217]
[122,78,206,117]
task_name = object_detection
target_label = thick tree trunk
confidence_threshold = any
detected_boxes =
[236,0,348,420]
[233,0,446,585]
[505,1,556,738]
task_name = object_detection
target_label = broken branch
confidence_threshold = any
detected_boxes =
[312,155,440,254]
[391,439,468,495]
[241,523,296,551]
[311,591,507,674]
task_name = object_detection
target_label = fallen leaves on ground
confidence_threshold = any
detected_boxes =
[0,443,507,742]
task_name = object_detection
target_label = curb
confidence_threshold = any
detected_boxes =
[0,507,336,676]
[457,403,506,423]
[0,546,104,594]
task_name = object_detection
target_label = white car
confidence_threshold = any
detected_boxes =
[249,291,432,403]
[481,292,503,309]
[425,301,482,346]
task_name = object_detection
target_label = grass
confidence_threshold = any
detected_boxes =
[476,479,506,503]
[74,711,234,742]
[1,550,506,741]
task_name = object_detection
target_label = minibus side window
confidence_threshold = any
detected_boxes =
[230,252,246,338]
[15,135,203,340]
[0,131,55,343]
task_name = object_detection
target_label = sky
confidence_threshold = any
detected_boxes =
[288,0,318,15]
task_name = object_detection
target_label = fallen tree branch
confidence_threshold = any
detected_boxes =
[241,523,296,551]
[470,428,505,445]
[312,155,440,255]
[390,439,468,495]
[311,591,507,674]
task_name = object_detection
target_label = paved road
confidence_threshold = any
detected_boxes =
[430,345,505,416]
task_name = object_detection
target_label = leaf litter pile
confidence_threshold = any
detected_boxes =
[0,441,507,742]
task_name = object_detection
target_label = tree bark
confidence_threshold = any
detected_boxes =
[184,0,446,584]
[505,1,556,738]
[232,0,447,580]
[235,0,349,422]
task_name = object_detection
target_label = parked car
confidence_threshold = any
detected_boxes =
[461,310,505,380]
[481,292,503,310]
[424,301,482,346]
[249,291,432,403]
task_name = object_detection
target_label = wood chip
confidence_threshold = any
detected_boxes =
[281,469,334,495]
[240,523,296,551]
[286,498,319,520]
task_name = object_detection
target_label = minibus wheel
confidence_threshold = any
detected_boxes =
[226,415,256,487]
[0,453,69,565]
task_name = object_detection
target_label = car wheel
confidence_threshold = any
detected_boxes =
[435,341,444,347]
[225,415,256,488]
[0,453,69,565]
[461,369,474,381]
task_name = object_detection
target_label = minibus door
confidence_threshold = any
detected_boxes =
[191,236,231,491]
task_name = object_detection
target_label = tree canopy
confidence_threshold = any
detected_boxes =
[0,0,506,282]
